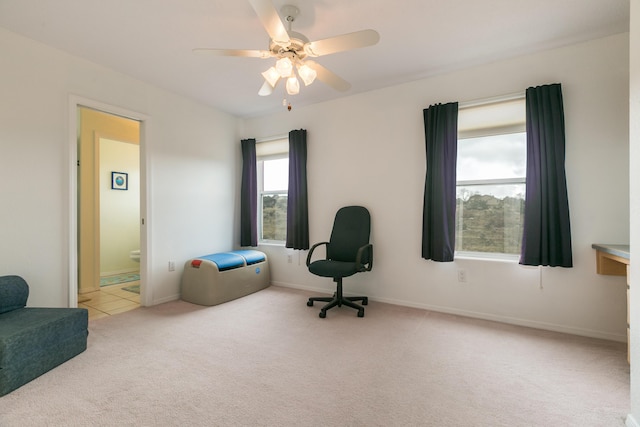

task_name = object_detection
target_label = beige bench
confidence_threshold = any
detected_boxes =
[181,250,270,306]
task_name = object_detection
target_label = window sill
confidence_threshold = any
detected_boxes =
[455,251,520,263]
[258,241,286,247]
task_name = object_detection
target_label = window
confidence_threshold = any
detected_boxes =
[455,97,526,257]
[257,138,288,243]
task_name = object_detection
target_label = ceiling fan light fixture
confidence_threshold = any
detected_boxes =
[275,57,293,78]
[297,63,317,86]
[286,75,300,95]
[258,80,275,96]
[261,67,280,87]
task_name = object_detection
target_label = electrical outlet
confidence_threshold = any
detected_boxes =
[457,269,467,283]
[287,254,293,264]
[168,261,175,271]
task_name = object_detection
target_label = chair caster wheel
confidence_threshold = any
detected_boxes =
[362,298,368,306]
[307,300,313,307]
[357,309,364,318]
[319,311,326,318]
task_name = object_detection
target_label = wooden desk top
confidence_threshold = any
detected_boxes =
[591,244,630,260]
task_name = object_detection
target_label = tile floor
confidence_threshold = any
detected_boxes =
[78,282,140,320]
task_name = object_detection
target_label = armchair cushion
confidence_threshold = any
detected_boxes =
[0,308,88,369]
[0,275,29,314]
[0,275,88,396]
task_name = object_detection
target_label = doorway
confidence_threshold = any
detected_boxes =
[68,98,148,310]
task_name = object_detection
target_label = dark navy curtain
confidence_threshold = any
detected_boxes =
[520,84,573,267]
[422,102,458,262]
[240,138,257,247]
[286,129,309,250]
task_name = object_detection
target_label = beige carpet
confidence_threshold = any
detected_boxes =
[0,286,630,426]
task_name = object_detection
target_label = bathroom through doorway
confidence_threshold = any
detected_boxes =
[76,106,142,311]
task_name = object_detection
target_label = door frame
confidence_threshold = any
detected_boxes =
[68,95,151,307]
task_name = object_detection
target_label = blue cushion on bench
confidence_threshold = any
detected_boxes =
[198,252,245,271]
[229,250,266,265]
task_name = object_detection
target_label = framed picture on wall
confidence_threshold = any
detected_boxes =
[111,172,128,190]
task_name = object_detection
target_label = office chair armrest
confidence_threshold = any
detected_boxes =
[355,244,373,271]
[306,242,329,267]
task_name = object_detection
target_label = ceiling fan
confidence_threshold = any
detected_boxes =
[193,0,380,101]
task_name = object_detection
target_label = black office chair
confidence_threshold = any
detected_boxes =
[306,206,373,318]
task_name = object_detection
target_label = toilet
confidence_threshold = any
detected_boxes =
[130,249,140,262]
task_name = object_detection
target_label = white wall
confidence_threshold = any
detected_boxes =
[0,27,239,307]
[628,1,639,425]
[242,33,630,342]
[100,139,140,275]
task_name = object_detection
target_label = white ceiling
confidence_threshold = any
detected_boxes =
[0,0,630,118]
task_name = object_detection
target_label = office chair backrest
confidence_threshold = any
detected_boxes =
[327,206,371,263]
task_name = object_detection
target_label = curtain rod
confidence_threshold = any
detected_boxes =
[459,91,525,109]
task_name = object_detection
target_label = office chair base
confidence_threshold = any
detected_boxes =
[307,281,368,318]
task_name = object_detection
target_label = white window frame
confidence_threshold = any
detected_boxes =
[256,137,289,245]
[455,94,526,260]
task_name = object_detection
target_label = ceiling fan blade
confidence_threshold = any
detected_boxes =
[248,0,290,47]
[304,29,380,57]
[192,48,271,58]
[305,61,351,92]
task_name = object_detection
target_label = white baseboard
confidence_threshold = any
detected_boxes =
[271,280,331,294]
[272,281,627,343]
[151,293,180,306]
